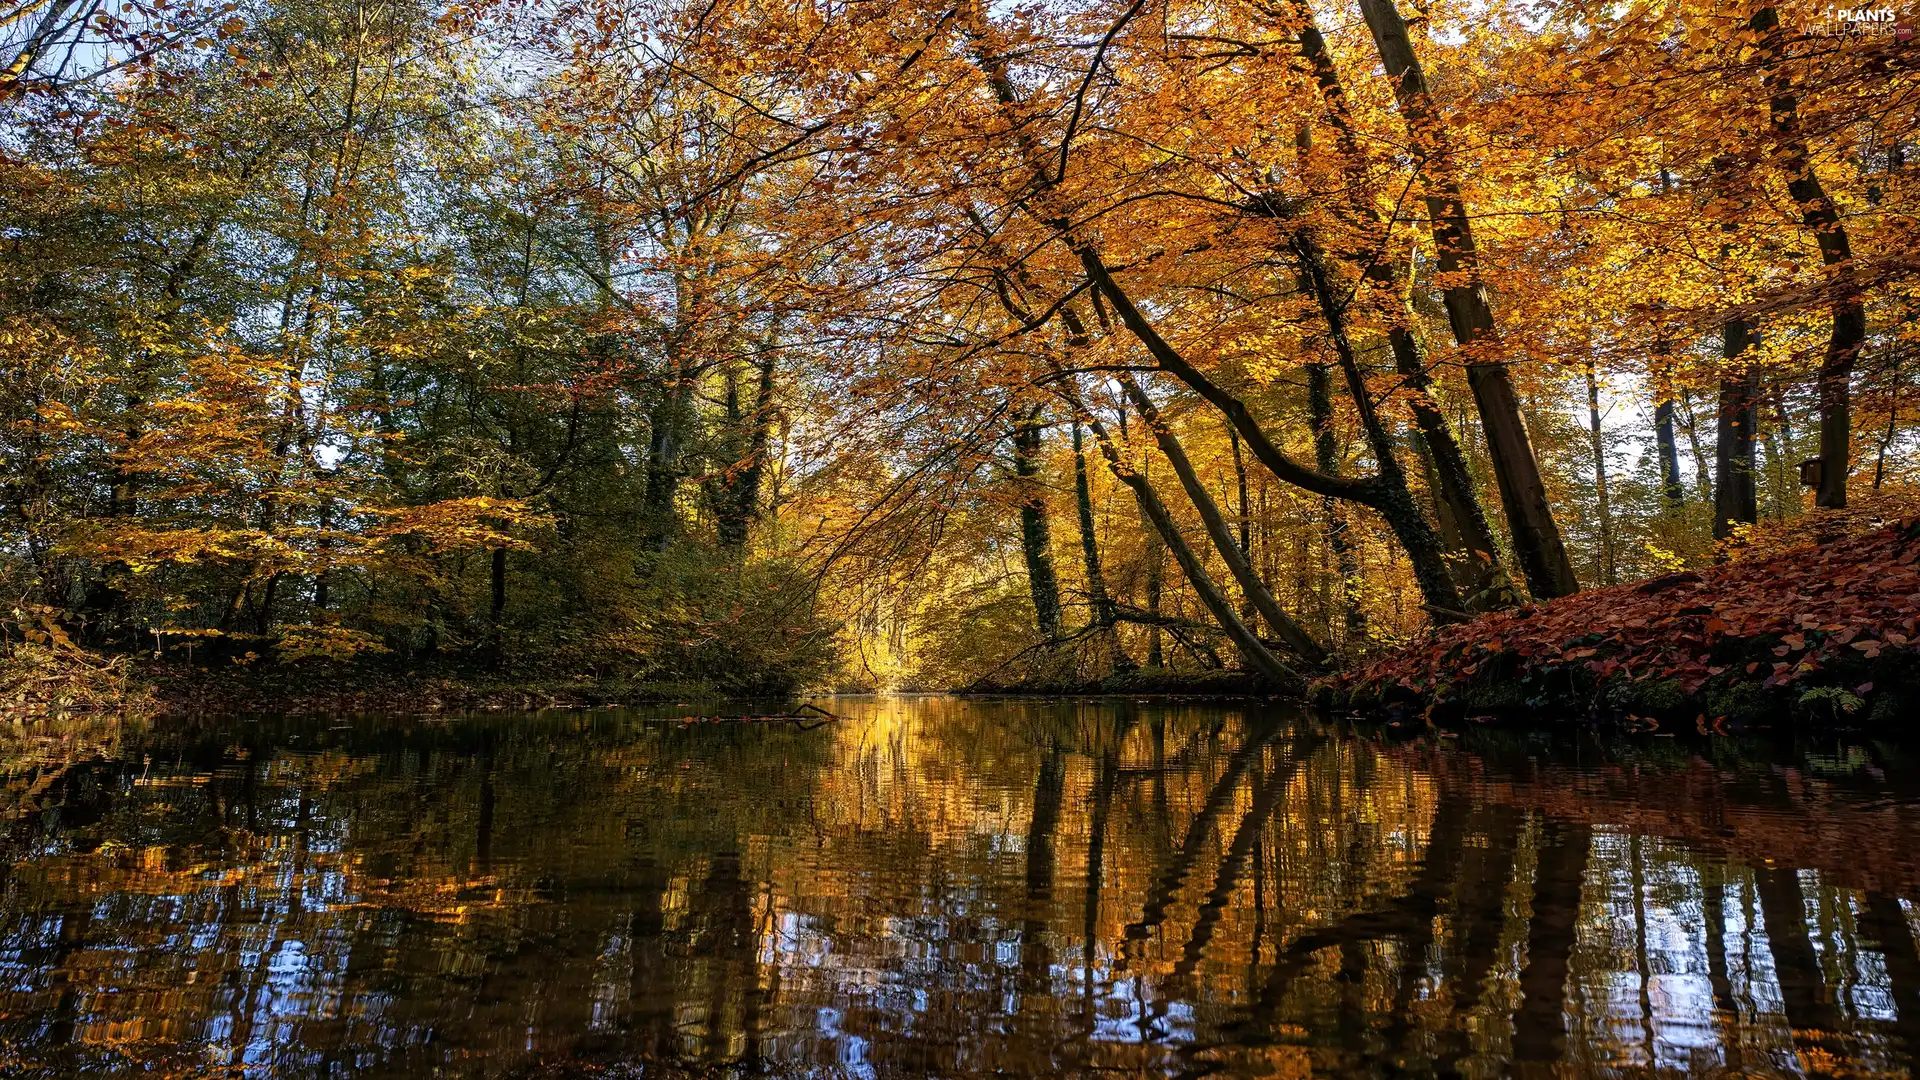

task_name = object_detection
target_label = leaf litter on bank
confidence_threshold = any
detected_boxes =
[1326,518,1920,722]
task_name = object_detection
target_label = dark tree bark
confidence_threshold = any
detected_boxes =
[1875,343,1904,490]
[1289,231,1472,622]
[490,546,507,625]
[1011,409,1065,642]
[1353,0,1581,600]
[712,335,779,549]
[1715,321,1762,543]
[1655,393,1688,509]
[1753,7,1865,509]
[1084,248,1469,623]
[643,377,692,552]
[1276,0,1517,612]
[1229,426,1256,626]
[1145,526,1166,666]
[1070,387,1297,684]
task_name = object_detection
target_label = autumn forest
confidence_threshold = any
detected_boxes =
[10,3,1920,1076]
[2,0,1917,708]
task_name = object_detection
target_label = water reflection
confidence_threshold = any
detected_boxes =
[1,700,1919,1077]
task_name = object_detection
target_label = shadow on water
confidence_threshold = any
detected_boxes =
[3,699,1920,1077]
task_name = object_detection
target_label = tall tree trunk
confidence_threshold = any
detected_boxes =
[490,547,507,626]
[1280,0,1517,611]
[1655,392,1687,509]
[1012,410,1065,642]
[643,377,691,552]
[1679,390,1715,503]
[1117,375,1328,666]
[1716,320,1762,542]
[1771,381,1798,517]
[1875,348,1902,490]
[1074,420,1133,672]
[1354,0,1581,600]
[1585,361,1618,585]
[1305,363,1368,644]
[713,336,778,549]
[1145,535,1165,666]
[1753,7,1865,509]
[1229,427,1256,626]
[1127,412,1166,668]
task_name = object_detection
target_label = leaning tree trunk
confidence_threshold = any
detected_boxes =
[1715,320,1762,542]
[1143,460,1166,664]
[962,17,1469,627]
[1290,229,1472,621]
[1116,374,1329,666]
[1753,7,1865,509]
[1081,249,1469,622]
[1280,0,1517,611]
[1069,387,1298,685]
[1011,409,1065,642]
[1229,427,1257,626]
[1354,0,1581,600]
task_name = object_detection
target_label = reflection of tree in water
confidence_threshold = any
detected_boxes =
[0,704,1919,1076]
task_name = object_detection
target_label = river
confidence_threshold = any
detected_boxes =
[2,697,1918,1077]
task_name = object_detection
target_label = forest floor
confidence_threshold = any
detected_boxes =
[1321,516,1920,729]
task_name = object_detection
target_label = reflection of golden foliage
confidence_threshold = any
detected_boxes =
[0,713,132,799]
[1191,1042,1313,1079]
[340,877,535,924]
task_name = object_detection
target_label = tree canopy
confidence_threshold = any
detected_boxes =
[3,0,1915,694]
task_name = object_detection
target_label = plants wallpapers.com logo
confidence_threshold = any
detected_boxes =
[1809,6,1915,37]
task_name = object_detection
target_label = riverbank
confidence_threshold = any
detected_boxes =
[0,643,782,718]
[1320,517,1920,728]
[959,666,1298,699]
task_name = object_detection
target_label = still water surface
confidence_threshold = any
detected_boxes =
[3,698,1920,1077]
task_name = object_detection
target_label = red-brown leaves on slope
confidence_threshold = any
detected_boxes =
[1334,519,1920,705]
